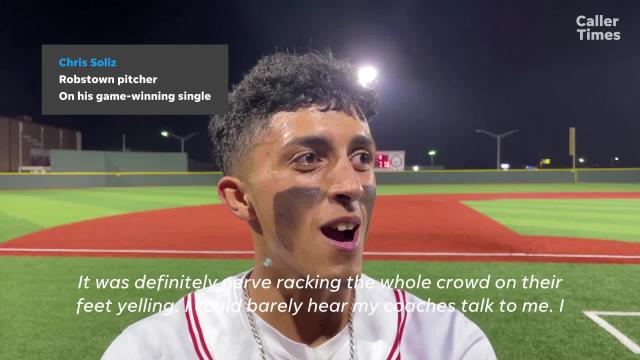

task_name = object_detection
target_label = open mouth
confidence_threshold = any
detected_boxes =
[320,223,361,243]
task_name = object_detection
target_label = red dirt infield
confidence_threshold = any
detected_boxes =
[1,193,639,264]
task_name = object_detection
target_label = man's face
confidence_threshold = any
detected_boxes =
[243,107,376,280]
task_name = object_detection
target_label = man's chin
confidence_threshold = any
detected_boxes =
[314,264,362,283]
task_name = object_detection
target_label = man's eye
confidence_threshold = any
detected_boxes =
[351,152,373,170]
[356,153,371,164]
[293,152,319,166]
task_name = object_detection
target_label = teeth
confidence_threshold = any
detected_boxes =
[333,222,355,231]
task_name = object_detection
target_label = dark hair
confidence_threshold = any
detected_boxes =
[209,51,377,175]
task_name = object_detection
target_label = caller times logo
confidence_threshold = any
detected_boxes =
[576,15,621,41]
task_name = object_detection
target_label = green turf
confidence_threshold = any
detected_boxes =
[465,199,640,242]
[603,316,640,347]
[1,257,639,359]
[1,183,638,243]
[0,187,220,242]
[1,183,640,359]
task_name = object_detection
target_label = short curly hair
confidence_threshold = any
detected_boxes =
[209,51,377,176]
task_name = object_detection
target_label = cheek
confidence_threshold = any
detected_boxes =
[360,184,377,237]
[361,184,377,217]
[272,186,322,250]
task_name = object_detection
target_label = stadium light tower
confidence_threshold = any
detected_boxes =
[428,149,437,166]
[611,156,620,168]
[161,130,198,153]
[475,129,518,169]
[358,65,378,88]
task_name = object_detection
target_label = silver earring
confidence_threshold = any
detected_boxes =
[262,257,273,267]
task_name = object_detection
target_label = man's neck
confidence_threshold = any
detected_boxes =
[247,267,353,347]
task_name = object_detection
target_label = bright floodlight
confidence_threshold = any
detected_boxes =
[358,66,378,87]
[500,163,510,170]
[578,157,585,163]
[614,156,620,161]
[160,131,169,138]
[428,150,437,156]
[412,165,420,172]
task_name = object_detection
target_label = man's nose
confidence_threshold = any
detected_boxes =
[326,157,364,205]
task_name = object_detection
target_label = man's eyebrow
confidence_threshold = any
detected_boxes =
[349,134,376,150]
[283,135,332,150]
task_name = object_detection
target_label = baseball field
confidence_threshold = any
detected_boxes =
[1,183,639,359]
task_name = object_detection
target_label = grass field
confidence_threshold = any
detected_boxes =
[466,199,640,242]
[2,183,639,244]
[1,258,639,359]
[0,187,219,243]
[1,183,639,359]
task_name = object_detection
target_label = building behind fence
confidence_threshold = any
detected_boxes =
[0,116,82,172]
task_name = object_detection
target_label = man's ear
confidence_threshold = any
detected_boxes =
[217,176,255,221]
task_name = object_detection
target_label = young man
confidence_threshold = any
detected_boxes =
[102,52,496,359]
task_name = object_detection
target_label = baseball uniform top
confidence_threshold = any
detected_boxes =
[102,272,496,360]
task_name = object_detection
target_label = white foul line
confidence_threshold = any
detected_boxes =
[366,252,640,259]
[583,311,640,354]
[0,248,254,255]
[0,247,639,259]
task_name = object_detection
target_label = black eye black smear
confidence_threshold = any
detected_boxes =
[272,185,377,250]
[361,185,376,217]
[273,186,322,250]
[360,185,376,235]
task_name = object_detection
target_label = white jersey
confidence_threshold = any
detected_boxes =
[102,272,496,360]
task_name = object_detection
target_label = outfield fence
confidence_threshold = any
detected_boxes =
[0,168,639,190]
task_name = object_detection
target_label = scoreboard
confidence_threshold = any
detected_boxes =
[374,150,405,172]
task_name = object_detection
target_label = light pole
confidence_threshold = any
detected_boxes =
[428,149,437,166]
[611,156,620,168]
[475,129,518,170]
[161,130,199,153]
[578,157,586,167]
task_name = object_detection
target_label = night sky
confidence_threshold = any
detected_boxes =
[2,0,639,169]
